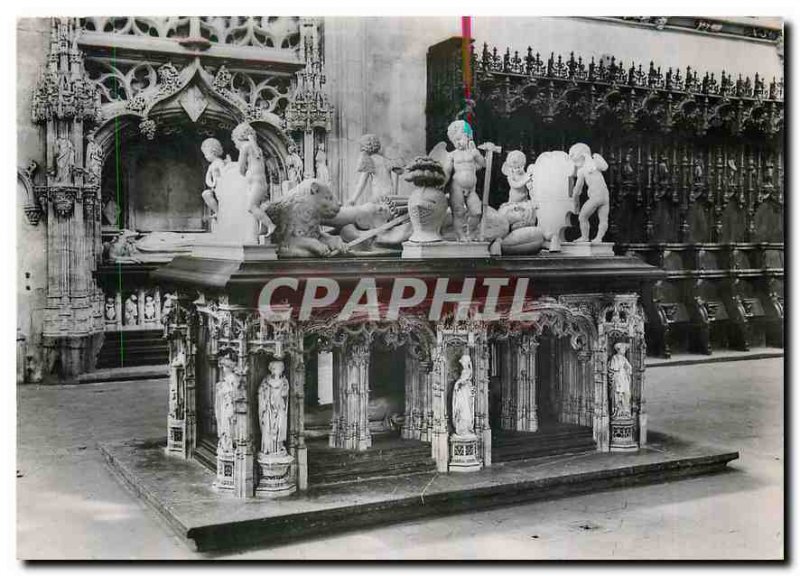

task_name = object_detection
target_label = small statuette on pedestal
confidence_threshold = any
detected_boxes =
[256,358,296,497]
[85,133,103,186]
[258,359,289,456]
[104,297,116,322]
[608,341,637,451]
[124,294,138,326]
[315,142,330,184]
[54,136,75,184]
[143,294,157,322]
[285,143,304,191]
[609,342,632,419]
[451,353,475,437]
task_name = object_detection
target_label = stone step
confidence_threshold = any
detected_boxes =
[307,436,436,486]
[493,440,598,463]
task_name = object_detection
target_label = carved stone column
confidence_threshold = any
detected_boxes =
[513,335,539,433]
[165,295,196,458]
[330,334,372,450]
[31,18,103,379]
[402,349,433,442]
[473,328,492,468]
[430,338,449,472]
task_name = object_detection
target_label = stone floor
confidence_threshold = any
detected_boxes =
[17,357,784,560]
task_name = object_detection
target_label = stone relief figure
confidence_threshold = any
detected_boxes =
[104,297,116,322]
[232,122,276,236]
[200,138,229,218]
[609,342,633,419]
[443,120,485,241]
[349,134,402,206]
[451,352,475,437]
[144,294,156,322]
[258,359,290,455]
[85,133,103,185]
[169,349,186,419]
[215,356,238,454]
[54,136,75,184]
[569,143,610,243]
[124,294,138,326]
[285,144,304,189]
[315,142,330,184]
[501,150,532,204]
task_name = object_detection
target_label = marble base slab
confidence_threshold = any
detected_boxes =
[559,241,615,257]
[100,432,738,552]
[402,240,491,259]
[192,241,277,261]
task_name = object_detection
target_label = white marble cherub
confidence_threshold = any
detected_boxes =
[501,150,533,204]
[569,143,610,244]
[200,138,229,218]
[443,120,486,241]
[232,122,276,236]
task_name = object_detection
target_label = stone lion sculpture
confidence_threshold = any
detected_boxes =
[264,179,346,257]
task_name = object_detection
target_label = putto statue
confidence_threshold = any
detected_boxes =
[451,352,475,437]
[258,359,290,455]
[200,138,229,219]
[444,120,485,241]
[609,342,633,419]
[501,150,533,204]
[349,134,402,205]
[569,143,610,244]
[232,122,275,236]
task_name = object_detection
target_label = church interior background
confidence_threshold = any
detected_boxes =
[14,15,783,549]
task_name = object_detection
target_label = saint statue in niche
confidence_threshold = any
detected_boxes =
[215,356,238,454]
[609,341,633,419]
[85,133,103,186]
[144,294,157,322]
[315,142,330,184]
[285,143,304,189]
[451,352,475,437]
[124,294,138,326]
[259,359,289,455]
[104,297,116,322]
[54,136,75,184]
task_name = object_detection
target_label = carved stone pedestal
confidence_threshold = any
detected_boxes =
[559,241,614,257]
[449,433,482,472]
[402,240,491,259]
[256,452,297,498]
[610,417,638,451]
[214,450,236,492]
